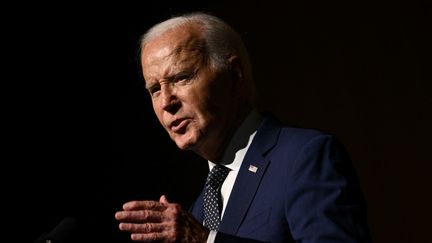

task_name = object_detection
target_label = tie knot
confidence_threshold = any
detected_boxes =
[206,164,230,189]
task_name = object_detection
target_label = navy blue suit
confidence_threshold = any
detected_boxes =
[190,115,371,242]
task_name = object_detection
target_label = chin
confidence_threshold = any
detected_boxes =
[175,141,191,150]
[173,133,198,151]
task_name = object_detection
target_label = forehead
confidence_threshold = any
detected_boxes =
[141,24,206,71]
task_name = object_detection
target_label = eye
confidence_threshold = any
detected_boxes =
[174,71,196,85]
[175,73,190,82]
[147,84,161,96]
[177,74,190,81]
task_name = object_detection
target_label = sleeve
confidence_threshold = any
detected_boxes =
[214,232,266,243]
[284,134,372,242]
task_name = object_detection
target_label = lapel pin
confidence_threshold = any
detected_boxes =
[248,164,258,173]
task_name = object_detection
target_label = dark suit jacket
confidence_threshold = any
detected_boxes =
[190,115,372,242]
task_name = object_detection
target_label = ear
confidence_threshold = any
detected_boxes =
[228,55,245,91]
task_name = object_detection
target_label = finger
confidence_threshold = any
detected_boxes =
[119,222,165,233]
[159,195,169,204]
[123,200,167,211]
[131,232,167,242]
[115,210,164,222]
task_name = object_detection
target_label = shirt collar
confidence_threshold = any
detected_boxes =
[208,110,263,172]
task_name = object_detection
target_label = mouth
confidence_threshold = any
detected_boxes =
[169,118,189,133]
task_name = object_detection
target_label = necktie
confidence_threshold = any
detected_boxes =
[203,164,230,230]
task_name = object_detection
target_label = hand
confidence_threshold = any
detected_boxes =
[115,195,209,242]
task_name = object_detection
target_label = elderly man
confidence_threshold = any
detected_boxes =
[115,12,371,243]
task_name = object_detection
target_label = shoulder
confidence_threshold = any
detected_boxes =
[258,113,335,145]
[254,113,351,162]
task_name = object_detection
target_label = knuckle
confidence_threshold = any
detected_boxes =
[169,204,182,217]
[172,203,182,211]
[143,223,152,232]
[171,210,179,219]
[150,233,159,241]
[139,210,149,219]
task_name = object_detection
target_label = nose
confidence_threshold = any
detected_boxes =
[160,84,180,114]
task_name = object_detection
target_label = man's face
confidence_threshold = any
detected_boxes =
[141,25,239,159]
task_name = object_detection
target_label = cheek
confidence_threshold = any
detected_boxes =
[152,103,165,125]
[187,95,213,123]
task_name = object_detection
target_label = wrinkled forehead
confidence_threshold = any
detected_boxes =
[141,24,207,67]
[140,25,211,86]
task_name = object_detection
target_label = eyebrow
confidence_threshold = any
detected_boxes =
[145,68,198,90]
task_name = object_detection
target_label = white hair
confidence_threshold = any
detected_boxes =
[139,12,253,81]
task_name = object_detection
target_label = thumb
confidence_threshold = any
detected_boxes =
[159,195,169,204]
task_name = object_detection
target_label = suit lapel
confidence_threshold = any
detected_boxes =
[219,116,281,234]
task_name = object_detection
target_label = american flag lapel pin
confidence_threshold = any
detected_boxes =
[248,164,258,173]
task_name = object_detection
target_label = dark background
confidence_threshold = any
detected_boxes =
[6,1,430,243]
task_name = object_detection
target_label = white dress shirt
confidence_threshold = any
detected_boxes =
[206,110,263,242]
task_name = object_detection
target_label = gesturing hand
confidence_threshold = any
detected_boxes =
[115,195,209,242]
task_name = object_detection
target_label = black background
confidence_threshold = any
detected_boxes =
[5,1,431,243]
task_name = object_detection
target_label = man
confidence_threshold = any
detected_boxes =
[115,12,372,242]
